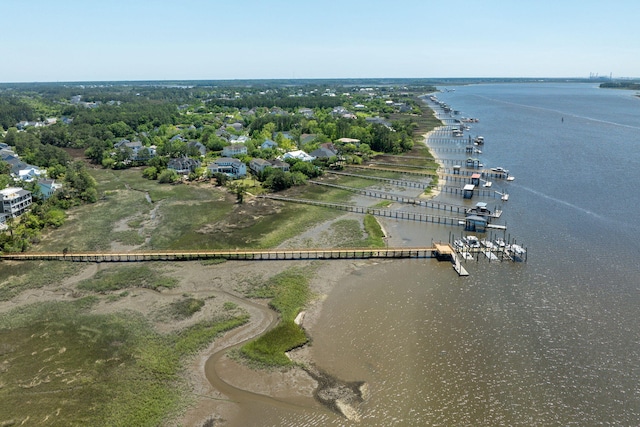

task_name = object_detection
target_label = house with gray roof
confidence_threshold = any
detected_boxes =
[310,143,338,159]
[187,141,207,157]
[222,144,248,157]
[208,158,246,178]
[0,187,32,218]
[168,157,201,175]
[249,158,272,174]
[37,179,63,200]
[261,139,278,150]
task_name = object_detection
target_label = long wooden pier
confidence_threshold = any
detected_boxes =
[346,165,435,178]
[308,180,500,218]
[0,246,442,263]
[1,245,474,276]
[260,194,466,226]
[324,170,431,189]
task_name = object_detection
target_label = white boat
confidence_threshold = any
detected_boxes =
[481,239,496,249]
[483,181,492,188]
[506,176,515,181]
[490,166,508,173]
[501,193,509,201]
[461,252,474,260]
[508,244,527,260]
[463,235,481,248]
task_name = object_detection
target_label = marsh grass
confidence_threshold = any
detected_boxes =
[363,214,386,247]
[112,230,146,246]
[0,299,248,427]
[76,265,178,293]
[167,297,206,320]
[240,267,314,367]
[0,261,83,301]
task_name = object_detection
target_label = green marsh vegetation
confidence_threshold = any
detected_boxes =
[76,264,178,293]
[0,298,248,427]
[239,267,315,367]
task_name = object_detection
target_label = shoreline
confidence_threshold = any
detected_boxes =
[180,112,447,425]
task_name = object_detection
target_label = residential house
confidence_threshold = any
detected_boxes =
[274,131,294,141]
[249,158,291,174]
[260,139,278,150]
[0,187,32,217]
[249,158,272,174]
[3,156,45,182]
[298,107,314,118]
[37,178,62,200]
[114,139,156,161]
[229,135,249,144]
[167,157,201,175]
[332,106,348,116]
[187,141,207,157]
[336,137,361,144]
[208,158,246,178]
[228,122,244,132]
[268,159,290,172]
[282,150,315,162]
[309,142,338,159]
[17,166,44,182]
[221,144,248,157]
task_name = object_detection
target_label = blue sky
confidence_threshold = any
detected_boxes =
[2,0,638,82]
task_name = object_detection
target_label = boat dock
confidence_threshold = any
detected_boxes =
[433,242,469,276]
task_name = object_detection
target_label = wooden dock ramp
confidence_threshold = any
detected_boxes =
[433,243,469,276]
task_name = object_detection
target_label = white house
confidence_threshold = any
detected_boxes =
[282,150,315,162]
[0,187,32,217]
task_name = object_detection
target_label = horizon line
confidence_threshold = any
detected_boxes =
[1,76,635,85]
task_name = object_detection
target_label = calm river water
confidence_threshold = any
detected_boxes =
[232,83,640,426]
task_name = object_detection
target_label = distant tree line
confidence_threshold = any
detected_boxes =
[600,82,640,90]
[0,98,36,130]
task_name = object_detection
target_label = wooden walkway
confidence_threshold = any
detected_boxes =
[347,165,435,178]
[324,170,431,189]
[260,194,466,226]
[0,246,448,263]
[308,180,498,217]
[1,244,473,276]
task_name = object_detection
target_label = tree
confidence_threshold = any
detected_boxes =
[229,182,248,203]
[142,166,158,180]
[263,169,293,192]
[64,161,98,203]
[158,169,178,184]
[212,172,228,186]
[108,121,133,138]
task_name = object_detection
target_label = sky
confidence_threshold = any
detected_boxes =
[2,0,639,83]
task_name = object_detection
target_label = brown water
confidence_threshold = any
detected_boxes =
[215,83,640,426]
